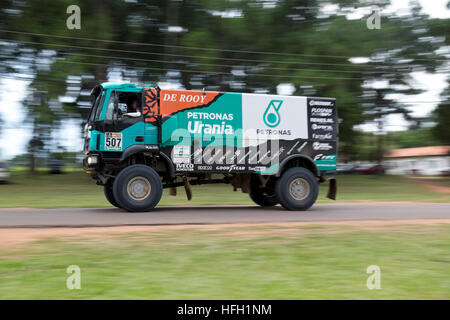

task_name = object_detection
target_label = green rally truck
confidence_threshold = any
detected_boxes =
[83,82,337,211]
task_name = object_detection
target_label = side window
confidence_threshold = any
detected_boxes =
[104,91,141,120]
[105,93,115,121]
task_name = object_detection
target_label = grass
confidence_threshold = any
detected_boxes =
[0,170,448,208]
[0,224,449,299]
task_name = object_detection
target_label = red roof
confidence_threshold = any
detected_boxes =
[386,146,450,158]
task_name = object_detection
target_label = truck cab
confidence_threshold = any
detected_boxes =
[84,82,157,156]
[84,82,337,212]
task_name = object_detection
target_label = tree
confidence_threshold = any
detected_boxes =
[0,0,448,166]
[433,81,450,145]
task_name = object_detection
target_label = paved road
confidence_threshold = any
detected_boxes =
[0,203,449,228]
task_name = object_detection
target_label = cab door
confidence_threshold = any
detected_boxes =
[101,89,145,153]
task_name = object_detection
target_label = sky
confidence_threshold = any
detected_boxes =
[0,0,449,160]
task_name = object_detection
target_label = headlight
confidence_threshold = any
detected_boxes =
[87,155,98,165]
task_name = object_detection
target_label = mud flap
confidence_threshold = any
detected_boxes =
[327,177,337,200]
[168,187,177,196]
[183,176,192,200]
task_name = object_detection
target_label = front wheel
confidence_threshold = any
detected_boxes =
[113,165,163,212]
[275,167,319,211]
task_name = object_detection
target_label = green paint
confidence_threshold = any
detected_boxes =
[162,92,243,147]
[314,154,337,171]
[101,82,138,90]
[89,130,101,151]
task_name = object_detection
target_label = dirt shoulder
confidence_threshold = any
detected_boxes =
[1,218,450,246]
[403,177,450,194]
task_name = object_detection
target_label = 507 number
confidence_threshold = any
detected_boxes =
[105,133,122,150]
[105,137,121,147]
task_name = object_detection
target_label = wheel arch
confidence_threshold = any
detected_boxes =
[276,154,319,178]
[119,145,175,179]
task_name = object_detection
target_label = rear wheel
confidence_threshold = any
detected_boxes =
[249,175,278,207]
[113,164,163,212]
[275,167,318,211]
[104,183,120,208]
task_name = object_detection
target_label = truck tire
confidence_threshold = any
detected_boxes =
[104,184,120,208]
[249,175,278,207]
[275,167,319,211]
[113,164,163,212]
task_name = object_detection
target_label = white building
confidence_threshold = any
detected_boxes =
[384,146,450,175]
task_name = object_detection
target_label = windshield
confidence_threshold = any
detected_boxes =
[87,94,101,123]
[87,91,105,123]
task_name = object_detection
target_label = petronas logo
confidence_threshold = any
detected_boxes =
[263,100,283,127]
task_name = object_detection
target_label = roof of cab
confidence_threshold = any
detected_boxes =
[100,82,138,89]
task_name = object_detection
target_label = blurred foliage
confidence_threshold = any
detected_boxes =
[344,127,442,161]
[0,0,448,167]
[433,81,450,145]
[386,126,441,149]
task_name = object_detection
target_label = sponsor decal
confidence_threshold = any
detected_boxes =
[309,100,334,107]
[310,107,333,117]
[311,124,333,131]
[176,163,194,171]
[228,165,246,172]
[215,165,245,172]
[242,94,308,144]
[163,93,209,104]
[198,165,212,170]
[310,117,334,124]
[187,121,234,135]
[307,97,336,141]
[172,145,191,164]
[314,154,336,161]
[314,153,337,170]
[312,133,333,140]
[145,145,159,151]
[186,111,235,135]
[187,112,234,121]
[263,100,283,128]
[313,142,333,151]
[256,128,292,135]
[248,166,268,172]
[160,89,221,118]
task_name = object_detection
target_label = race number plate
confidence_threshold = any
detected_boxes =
[104,132,123,151]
